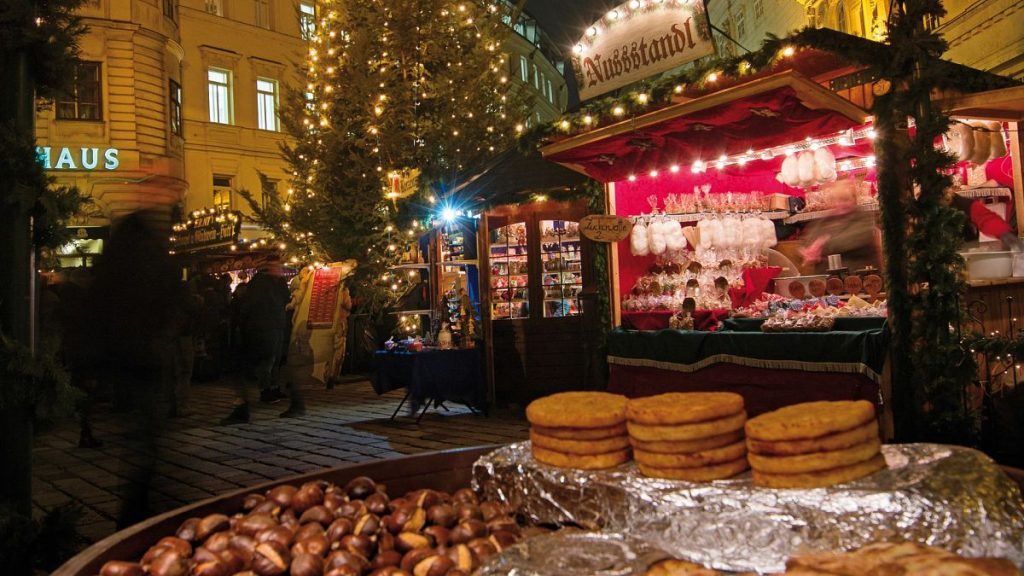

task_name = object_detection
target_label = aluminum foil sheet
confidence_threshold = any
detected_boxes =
[472,442,1024,573]
[475,530,671,576]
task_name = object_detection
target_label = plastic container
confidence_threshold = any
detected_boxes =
[960,250,1012,279]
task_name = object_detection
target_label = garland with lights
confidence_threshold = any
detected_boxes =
[520,4,1021,441]
[240,0,532,318]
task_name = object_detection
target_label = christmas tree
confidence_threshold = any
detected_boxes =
[243,0,532,314]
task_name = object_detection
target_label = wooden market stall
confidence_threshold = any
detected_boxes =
[539,47,1023,427]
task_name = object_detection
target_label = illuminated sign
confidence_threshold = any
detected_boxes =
[36,147,120,171]
[170,209,242,252]
[571,0,715,101]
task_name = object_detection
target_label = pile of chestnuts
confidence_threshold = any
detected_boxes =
[98,475,545,576]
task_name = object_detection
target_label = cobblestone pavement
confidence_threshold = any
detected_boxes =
[32,375,529,545]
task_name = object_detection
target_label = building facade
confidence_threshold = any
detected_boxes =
[37,0,567,254]
[707,0,1022,80]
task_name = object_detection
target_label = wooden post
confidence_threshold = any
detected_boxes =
[1009,121,1024,236]
[607,181,621,328]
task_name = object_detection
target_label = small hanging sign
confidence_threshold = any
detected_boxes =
[580,214,633,242]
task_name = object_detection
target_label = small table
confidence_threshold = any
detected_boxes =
[373,347,486,421]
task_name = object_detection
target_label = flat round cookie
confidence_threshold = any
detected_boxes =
[785,541,1019,576]
[745,400,876,442]
[645,559,723,576]
[747,420,878,455]
[530,429,630,455]
[532,422,628,440]
[748,438,880,474]
[634,440,747,469]
[630,430,744,454]
[628,412,747,442]
[526,392,628,429]
[638,457,749,482]
[626,392,745,426]
[751,453,886,488]
[808,278,827,298]
[531,445,631,470]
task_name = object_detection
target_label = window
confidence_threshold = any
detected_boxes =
[836,4,847,32]
[299,2,315,39]
[519,55,528,82]
[256,77,279,131]
[213,175,233,208]
[163,0,176,20]
[204,0,222,16]
[546,78,554,104]
[207,67,232,124]
[169,79,182,136]
[753,0,764,19]
[734,8,746,39]
[532,63,539,89]
[255,0,270,28]
[261,178,278,208]
[539,220,583,318]
[816,1,828,27]
[57,62,102,120]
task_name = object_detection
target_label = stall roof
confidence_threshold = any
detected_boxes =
[939,84,1024,121]
[446,147,591,207]
[540,70,869,183]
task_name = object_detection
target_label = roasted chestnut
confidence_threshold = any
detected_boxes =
[217,548,245,574]
[406,489,442,510]
[454,503,483,522]
[252,541,290,576]
[195,513,231,541]
[488,530,519,552]
[451,488,479,507]
[325,517,354,543]
[344,476,377,500]
[486,516,520,535]
[409,553,453,576]
[466,538,498,561]
[175,518,201,543]
[203,531,232,553]
[394,531,431,553]
[237,513,278,537]
[339,533,374,558]
[290,551,325,576]
[325,549,369,573]
[266,485,298,508]
[243,493,266,511]
[425,504,456,528]
[478,501,505,522]
[189,559,228,576]
[398,548,436,573]
[292,483,326,514]
[367,569,410,576]
[147,551,188,576]
[292,533,330,557]
[337,499,368,520]
[384,505,425,534]
[299,505,334,525]
[255,525,293,549]
[228,533,258,565]
[353,513,381,537]
[364,492,390,516]
[295,521,326,541]
[323,491,348,514]
[376,530,395,553]
[444,543,478,572]
[370,549,403,569]
[450,519,486,544]
[422,526,450,549]
[252,499,282,516]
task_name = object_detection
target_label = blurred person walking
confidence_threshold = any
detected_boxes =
[86,210,184,528]
[222,260,290,423]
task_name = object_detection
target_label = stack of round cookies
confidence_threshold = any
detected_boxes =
[627,392,750,481]
[526,391,632,470]
[745,400,886,488]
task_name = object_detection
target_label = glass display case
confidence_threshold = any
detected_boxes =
[539,220,583,318]
[489,222,529,320]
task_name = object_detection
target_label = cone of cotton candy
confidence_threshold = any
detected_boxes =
[697,219,712,249]
[721,215,740,250]
[630,218,649,256]
[814,147,837,183]
[705,218,724,251]
[742,216,763,251]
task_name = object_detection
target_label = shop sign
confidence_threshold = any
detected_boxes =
[571,0,715,101]
[170,211,241,251]
[36,147,120,171]
[389,168,421,199]
[580,214,632,242]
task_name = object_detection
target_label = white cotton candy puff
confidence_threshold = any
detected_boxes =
[649,219,667,255]
[742,217,762,250]
[781,154,800,187]
[665,220,686,251]
[797,151,816,188]
[762,218,777,248]
[697,219,711,249]
[630,220,649,256]
[814,147,837,183]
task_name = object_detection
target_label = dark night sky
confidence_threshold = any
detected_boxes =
[525,0,616,49]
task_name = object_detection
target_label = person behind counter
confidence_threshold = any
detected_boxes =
[798,179,882,274]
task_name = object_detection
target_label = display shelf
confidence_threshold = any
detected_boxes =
[440,259,479,267]
[784,204,879,224]
[389,309,432,315]
[390,262,430,270]
[954,186,1012,199]
[630,210,790,224]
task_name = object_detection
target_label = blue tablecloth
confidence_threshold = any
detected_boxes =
[372,348,485,409]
